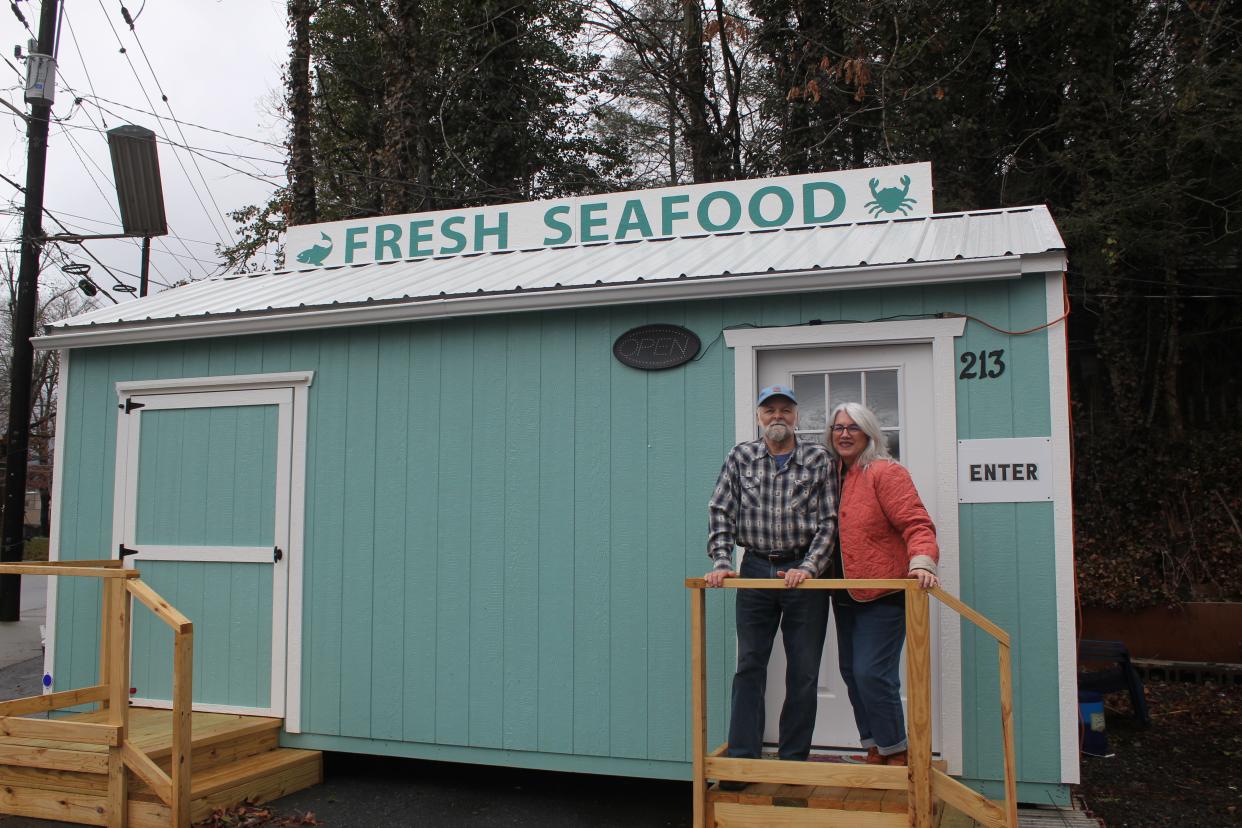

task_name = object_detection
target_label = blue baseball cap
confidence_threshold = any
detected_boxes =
[756,384,797,406]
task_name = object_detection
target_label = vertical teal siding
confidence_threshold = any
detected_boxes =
[435,323,473,745]
[608,306,649,760]
[572,311,611,756]
[402,323,441,743]
[340,329,379,737]
[502,315,541,751]
[370,325,410,741]
[536,312,575,754]
[53,274,1064,791]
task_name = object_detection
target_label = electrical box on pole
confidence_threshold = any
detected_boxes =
[23,40,55,106]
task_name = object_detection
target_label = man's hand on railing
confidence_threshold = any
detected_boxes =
[703,569,737,588]
[909,569,939,589]
[776,569,809,589]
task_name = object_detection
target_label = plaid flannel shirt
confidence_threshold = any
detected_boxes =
[707,437,839,577]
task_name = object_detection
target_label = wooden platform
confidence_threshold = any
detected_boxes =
[707,782,989,827]
[0,708,322,826]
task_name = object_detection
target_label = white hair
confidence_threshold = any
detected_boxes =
[825,402,891,468]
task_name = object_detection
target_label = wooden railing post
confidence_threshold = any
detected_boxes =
[171,626,193,828]
[98,579,112,712]
[690,585,707,828]
[106,578,130,828]
[905,585,933,828]
[998,642,1018,827]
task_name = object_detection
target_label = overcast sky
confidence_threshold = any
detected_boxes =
[1,0,288,309]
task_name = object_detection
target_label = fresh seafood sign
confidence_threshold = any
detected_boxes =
[285,163,933,269]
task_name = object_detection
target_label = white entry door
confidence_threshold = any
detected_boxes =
[113,387,293,717]
[756,343,942,753]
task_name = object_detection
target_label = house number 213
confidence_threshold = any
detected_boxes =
[959,349,1006,380]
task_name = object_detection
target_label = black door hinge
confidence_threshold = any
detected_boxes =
[119,544,139,558]
[273,546,284,563]
[119,398,146,414]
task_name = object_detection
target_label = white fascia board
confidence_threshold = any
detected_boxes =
[32,256,1023,351]
[1020,251,1067,274]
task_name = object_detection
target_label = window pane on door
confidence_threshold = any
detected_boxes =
[793,374,826,431]
[828,372,862,413]
[867,370,899,427]
[883,429,901,460]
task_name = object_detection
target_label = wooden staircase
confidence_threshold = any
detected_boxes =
[703,758,1000,827]
[0,560,322,827]
[686,577,1019,828]
[0,708,321,826]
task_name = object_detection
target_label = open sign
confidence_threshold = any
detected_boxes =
[613,324,701,371]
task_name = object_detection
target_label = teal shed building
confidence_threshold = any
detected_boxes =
[36,167,1077,805]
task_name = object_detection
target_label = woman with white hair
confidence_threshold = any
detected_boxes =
[826,401,939,767]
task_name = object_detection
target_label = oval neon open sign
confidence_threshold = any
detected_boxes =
[613,324,701,371]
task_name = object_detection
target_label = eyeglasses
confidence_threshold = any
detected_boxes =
[829,424,863,435]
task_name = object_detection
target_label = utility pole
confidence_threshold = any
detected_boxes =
[1,0,61,621]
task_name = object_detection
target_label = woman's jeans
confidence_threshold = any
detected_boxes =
[834,594,908,755]
[726,554,830,760]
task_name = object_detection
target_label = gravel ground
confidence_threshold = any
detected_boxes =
[1076,678,1242,827]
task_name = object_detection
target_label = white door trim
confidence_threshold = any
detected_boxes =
[110,372,312,726]
[115,371,314,396]
[42,349,71,696]
[725,317,966,774]
[1045,273,1078,784]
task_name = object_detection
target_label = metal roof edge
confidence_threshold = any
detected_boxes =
[1020,251,1067,273]
[33,256,1025,351]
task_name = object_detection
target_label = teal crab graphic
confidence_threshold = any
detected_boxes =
[865,175,917,217]
[295,232,333,266]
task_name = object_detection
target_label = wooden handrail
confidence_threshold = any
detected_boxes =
[127,579,193,633]
[0,684,109,717]
[930,586,1010,646]
[0,563,137,578]
[684,577,916,590]
[686,576,1018,828]
[124,578,193,827]
[0,562,194,827]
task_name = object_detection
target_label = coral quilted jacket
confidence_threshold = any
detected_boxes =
[838,459,939,602]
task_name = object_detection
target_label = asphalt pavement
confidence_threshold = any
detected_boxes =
[0,575,690,827]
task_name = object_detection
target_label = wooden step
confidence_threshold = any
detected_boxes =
[0,709,281,775]
[0,747,322,827]
[129,748,322,828]
[0,709,322,827]
[711,782,910,813]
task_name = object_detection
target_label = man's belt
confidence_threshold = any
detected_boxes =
[747,548,808,564]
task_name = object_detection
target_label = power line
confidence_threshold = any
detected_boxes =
[92,0,235,248]
[8,1,35,37]
[60,7,107,128]
[110,0,238,247]
[16,204,221,248]
[75,93,285,150]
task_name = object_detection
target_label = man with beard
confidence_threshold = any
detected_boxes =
[704,385,837,779]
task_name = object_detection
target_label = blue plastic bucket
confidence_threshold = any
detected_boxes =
[1078,690,1109,756]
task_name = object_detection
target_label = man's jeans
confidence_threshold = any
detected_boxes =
[834,595,908,755]
[726,554,830,760]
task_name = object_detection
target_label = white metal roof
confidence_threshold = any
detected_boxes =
[36,205,1065,349]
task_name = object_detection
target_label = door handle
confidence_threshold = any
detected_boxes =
[274,546,284,563]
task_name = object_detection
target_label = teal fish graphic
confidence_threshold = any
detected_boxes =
[296,232,333,266]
